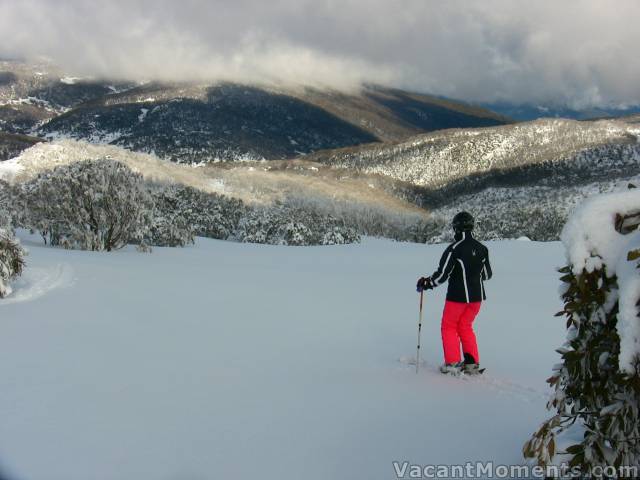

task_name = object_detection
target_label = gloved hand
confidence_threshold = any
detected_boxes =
[416,277,434,292]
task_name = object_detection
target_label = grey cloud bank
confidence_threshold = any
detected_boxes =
[1,0,639,108]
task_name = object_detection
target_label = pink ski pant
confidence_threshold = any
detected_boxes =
[441,300,481,364]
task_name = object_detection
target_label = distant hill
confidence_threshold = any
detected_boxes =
[306,118,640,202]
[1,139,429,241]
[35,83,509,162]
[481,102,640,121]
[0,132,43,161]
[0,60,510,162]
[37,84,380,163]
[302,117,640,240]
[288,85,510,141]
[4,116,640,242]
[5,60,640,242]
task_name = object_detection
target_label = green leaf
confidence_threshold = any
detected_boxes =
[566,443,583,454]
[628,249,640,261]
[559,274,574,283]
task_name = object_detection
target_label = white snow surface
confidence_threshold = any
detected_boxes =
[0,159,24,183]
[0,234,566,480]
[138,108,149,123]
[616,232,640,374]
[561,189,640,275]
[560,189,640,373]
[60,76,82,85]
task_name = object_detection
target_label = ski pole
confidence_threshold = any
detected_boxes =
[416,289,424,374]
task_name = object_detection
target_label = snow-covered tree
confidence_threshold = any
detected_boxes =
[321,226,360,246]
[0,178,26,297]
[147,185,195,247]
[0,180,26,297]
[320,221,359,245]
[0,227,26,298]
[0,179,18,228]
[281,221,314,246]
[167,184,244,240]
[234,206,284,244]
[235,203,360,246]
[147,183,244,245]
[523,188,640,472]
[21,159,153,251]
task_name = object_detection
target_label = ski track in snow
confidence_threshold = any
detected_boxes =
[0,263,74,306]
[460,370,548,404]
[397,356,547,403]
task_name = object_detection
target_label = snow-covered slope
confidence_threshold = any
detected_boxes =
[33,83,509,163]
[1,61,509,162]
[0,140,222,191]
[0,60,135,135]
[303,118,640,241]
[309,118,640,192]
[0,233,565,480]
[0,140,428,236]
[0,132,43,161]
[0,140,422,210]
[423,175,640,242]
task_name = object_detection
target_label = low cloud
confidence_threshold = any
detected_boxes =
[1,0,639,107]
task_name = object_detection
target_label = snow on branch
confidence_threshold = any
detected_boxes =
[561,189,640,277]
[0,227,26,298]
[524,188,640,471]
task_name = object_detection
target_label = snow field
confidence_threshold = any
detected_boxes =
[0,235,565,480]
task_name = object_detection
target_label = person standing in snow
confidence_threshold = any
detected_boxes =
[416,212,492,375]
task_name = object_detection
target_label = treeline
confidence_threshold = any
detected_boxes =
[0,159,361,254]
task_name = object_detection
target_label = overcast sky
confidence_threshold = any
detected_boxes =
[1,0,639,108]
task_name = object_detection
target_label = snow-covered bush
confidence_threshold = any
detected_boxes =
[409,215,453,244]
[147,185,195,247]
[147,212,194,248]
[21,159,153,251]
[167,184,244,240]
[277,195,417,242]
[0,227,26,298]
[0,181,26,297]
[146,185,360,246]
[0,179,18,228]
[321,226,359,246]
[523,188,640,472]
[281,221,314,246]
[147,183,244,245]
[415,206,567,243]
[235,203,360,246]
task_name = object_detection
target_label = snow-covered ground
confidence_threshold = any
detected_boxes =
[0,234,565,480]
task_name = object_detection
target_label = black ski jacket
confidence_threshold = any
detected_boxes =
[430,231,492,303]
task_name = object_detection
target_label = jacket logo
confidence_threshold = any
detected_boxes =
[472,250,477,256]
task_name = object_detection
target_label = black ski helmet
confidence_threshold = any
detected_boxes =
[452,211,474,232]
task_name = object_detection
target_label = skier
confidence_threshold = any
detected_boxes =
[416,212,492,375]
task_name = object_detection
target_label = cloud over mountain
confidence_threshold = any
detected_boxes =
[1,0,639,107]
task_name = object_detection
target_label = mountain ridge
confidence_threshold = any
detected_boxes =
[0,60,510,162]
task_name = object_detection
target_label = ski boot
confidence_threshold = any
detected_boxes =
[439,362,463,375]
[462,363,485,375]
[462,353,485,375]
